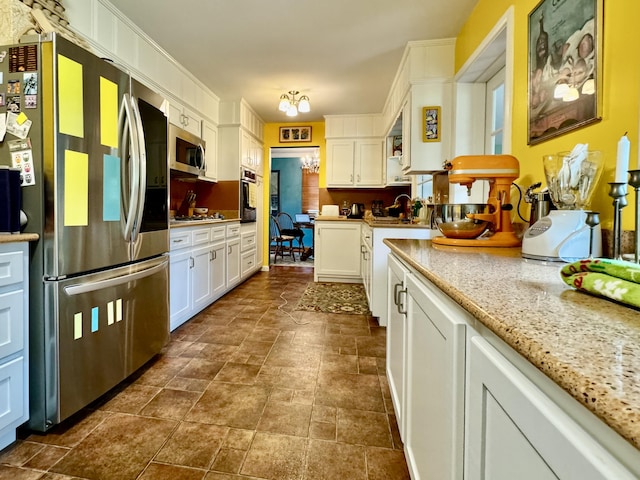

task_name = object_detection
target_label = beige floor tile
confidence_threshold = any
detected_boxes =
[99,384,162,414]
[0,440,44,466]
[155,422,227,469]
[49,414,176,479]
[336,408,393,448]
[25,409,112,448]
[186,383,270,429]
[23,445,69,471]
[138,462,206,480]
[214,362,261,384]
[210,448,245,474]
[365,446,411,480]
[256,402,312,437]
[315,371,385,412]
[223,429,254,450]
[240,432,306,480]
[305,439,366,480]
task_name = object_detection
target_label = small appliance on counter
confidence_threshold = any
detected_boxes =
[0,166,22,234]
[522,147,604,261]
[349,203,365,219]
[371,200,384,217]
[432,155,522,247]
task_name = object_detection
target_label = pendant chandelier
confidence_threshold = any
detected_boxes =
[300,150,320,174]
[278,90,311,117]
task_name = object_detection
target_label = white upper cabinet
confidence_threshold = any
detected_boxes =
[168,102,203,138]
[381,39,455,174]
[325,114,384,188]
[201,121,218,182]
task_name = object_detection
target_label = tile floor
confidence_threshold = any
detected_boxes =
[0,266,410,480]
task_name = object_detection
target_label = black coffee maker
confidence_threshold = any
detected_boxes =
[0,167,22,234]
[371,200,384,217]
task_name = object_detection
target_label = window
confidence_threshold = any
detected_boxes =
[485,67,506,155]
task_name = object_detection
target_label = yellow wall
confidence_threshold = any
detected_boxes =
[456,0,640,229]
[260,121,326,267]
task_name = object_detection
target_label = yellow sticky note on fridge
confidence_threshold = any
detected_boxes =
[16,112,28,125]
[64,150,89,226]
[57,54,84,138]
[100,77,118,148]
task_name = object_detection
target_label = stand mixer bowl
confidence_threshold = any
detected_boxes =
[434,203,491,239]
[543,150,604,210]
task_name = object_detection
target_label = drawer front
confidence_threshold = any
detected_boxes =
[192,227,211,246]
[0,290,24,359]
[241,232,257,251]
[169,230,192,251]
[227,224,241,238]
[241,250,257,276]
[0,356,25,430]
[211,226,226,242]
[0,251,23,288]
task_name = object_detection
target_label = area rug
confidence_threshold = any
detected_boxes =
[295,282,370,315]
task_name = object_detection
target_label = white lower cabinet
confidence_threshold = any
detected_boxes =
[404,273,466,480]
[170,221,252,331]
[0,242,29,450]
[386,254,410,441]
[314,221,362,282]
[226,223,241,288]
[388,252,640,480]
[465,336,637,480]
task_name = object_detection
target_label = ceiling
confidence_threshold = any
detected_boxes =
[108,0,479,123]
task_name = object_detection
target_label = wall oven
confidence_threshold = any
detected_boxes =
[240,168,257,223]
[169,123,206,176]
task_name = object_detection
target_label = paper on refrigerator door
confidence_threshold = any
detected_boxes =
[64,150,89,226]
[57,54,84,138]
[100,77,118,148]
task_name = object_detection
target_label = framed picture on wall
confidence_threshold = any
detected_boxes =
[527,0,603,144]
[279,126,312,143]
[422,106,441,142]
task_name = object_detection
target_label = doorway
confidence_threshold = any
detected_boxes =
[269,147,319,266]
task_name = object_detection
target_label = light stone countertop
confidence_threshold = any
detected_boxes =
[0,233,39,243]
[384,238,640,451]
[315,216,431,228]
[169,218,241,229]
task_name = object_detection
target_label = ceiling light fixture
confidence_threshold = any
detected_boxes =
[301,150,320,174]
[278,90,311,117]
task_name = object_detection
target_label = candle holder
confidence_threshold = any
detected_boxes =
[584,211,600,259]
[608,182,628,260]
[628,170,640,263]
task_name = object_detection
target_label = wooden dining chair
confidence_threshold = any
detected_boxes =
[270,215,296,263]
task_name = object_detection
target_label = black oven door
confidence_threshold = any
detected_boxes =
[240,181,257,223]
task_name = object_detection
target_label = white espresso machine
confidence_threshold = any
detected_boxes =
[522,149,604,261]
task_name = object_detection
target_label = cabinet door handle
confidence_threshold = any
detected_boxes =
[189,257,194,269]
[350,174,353,182]
[228,245,232,254]
[357,174,361,182]
[394,282,407,315]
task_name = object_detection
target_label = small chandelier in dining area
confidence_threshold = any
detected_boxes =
[301,150,320,174]
[278,90,310,117]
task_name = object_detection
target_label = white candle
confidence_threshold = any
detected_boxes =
[615,133,630,184]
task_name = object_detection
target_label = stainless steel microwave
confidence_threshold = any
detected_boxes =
[168,123,206,176]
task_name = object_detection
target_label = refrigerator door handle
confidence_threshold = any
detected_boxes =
[119,93,140,242]
[129,96,147,243]
[63,261,166,296]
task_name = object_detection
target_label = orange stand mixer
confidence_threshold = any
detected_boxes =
[432,154,522,247]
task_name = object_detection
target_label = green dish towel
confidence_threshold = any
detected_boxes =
[560,258,640,308]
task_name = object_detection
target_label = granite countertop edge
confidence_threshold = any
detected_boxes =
[384,238,640,451]
[170,218,242,229]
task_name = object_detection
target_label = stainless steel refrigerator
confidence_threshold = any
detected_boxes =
[0,33,170,431]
